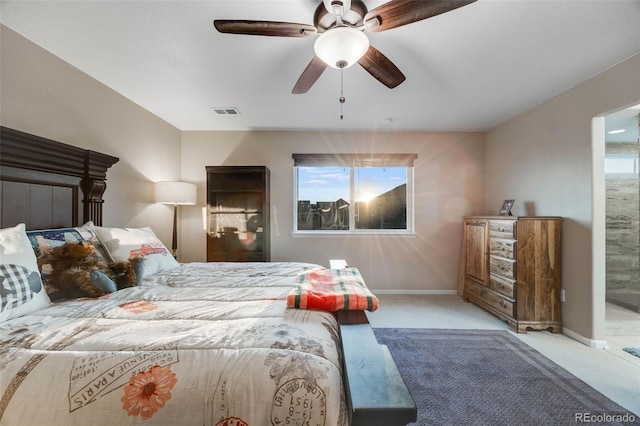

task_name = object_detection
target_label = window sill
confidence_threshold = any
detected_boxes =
[292,231,416,238]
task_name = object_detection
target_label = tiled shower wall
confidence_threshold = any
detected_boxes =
[605,142,640,310]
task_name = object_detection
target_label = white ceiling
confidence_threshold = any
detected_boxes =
[1,0,639,132]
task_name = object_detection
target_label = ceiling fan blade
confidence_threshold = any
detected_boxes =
[364,0,476,33]
[214,20,316,37]
[292,56,328,94]
[358,46,406,89]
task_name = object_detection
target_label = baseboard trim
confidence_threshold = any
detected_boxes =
[373,289,458,295]
[563,327,609,349]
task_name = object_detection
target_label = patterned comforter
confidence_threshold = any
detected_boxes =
[0,262,347,426]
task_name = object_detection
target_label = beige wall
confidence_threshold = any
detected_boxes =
[180,131,485,292]
[485,54,640,340]
[0,25,182,244]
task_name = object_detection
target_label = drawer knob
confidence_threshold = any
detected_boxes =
[498,227,505,232]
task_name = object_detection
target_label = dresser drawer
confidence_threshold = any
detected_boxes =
[490,256,516,279]
[489,274,515,298]
[490,238,516,259]
[490,220,515,239]
[464,278,488,301]
[485,290,514,317]
[465,280,514,317]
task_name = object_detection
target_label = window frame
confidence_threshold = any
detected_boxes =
[292,154,416,236]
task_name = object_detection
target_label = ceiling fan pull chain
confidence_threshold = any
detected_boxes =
[339,62,346,120]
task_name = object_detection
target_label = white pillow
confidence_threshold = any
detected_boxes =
[74,221,114,262]
[91,225,178,277]
[0,223,51,321]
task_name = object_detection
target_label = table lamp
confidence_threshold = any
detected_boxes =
[155,181,197,258]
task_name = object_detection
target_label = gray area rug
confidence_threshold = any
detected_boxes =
[374,328,639,425]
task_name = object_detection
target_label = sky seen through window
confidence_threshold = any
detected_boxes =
[297,167,406,203]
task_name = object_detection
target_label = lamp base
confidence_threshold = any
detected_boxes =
[172,204,178,259]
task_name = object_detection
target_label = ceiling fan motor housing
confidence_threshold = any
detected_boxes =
[315,0,367,32]
[324,0,352,17]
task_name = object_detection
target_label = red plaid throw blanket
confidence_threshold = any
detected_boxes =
[287,267,379,312]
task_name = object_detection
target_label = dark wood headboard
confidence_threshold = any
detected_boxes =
[0,126,119,230]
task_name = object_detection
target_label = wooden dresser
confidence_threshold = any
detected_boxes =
[461,216,562,333]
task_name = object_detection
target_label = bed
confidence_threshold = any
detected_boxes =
[0,126,416,426]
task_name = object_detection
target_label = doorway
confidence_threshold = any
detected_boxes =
[604,106,640,314]
[603,104,640,343]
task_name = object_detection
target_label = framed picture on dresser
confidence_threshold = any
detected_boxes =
[499,199,515,216]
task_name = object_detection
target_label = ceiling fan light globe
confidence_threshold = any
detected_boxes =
[314,27,369,69]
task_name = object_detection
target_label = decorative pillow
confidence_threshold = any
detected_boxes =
[26,227,85,300]
[74,221,114,262]
[0,223,51,321]
[26,222,116,300]
[27,227,84,258]
[91,225,178,277]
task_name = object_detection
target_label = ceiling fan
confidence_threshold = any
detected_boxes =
[214,0,477,94]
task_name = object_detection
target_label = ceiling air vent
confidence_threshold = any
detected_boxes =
[212,107,240,115]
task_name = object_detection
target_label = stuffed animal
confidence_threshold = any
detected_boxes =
[46,241,143,299]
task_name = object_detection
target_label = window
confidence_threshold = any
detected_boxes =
[605,156,638,174]
[293,154,416,233]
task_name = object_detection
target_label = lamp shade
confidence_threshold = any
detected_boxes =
[314,27,369,69]
[155,181,197,205]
